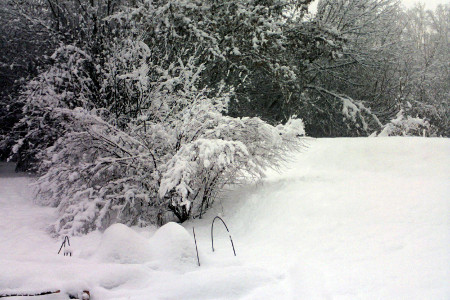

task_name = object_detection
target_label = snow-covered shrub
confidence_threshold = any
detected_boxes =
[378,110,431,137]
[37,96,305,235]
[36,108,161,235]
[157,89,306,221]
[11,45,97,171]
[21,2,308,235]
[99,38,154,127]
[38,63,304,234]
[30,44,306,235]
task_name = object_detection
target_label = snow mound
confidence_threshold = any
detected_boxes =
[91,222,198,268]
[148,222,198,269]
[93,223,152,264]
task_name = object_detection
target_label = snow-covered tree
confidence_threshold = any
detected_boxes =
[296,0,401,136]
[304,1,449,137]
[393,4,449,136]
[0,0,57,160]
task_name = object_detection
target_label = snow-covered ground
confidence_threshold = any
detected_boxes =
[0,138,449,299]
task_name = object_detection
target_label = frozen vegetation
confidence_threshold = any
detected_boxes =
[1,0,448,238]
[0,2,448,299]
[0,137,448,299]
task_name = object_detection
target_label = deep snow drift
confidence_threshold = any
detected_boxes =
[0,137,449,299]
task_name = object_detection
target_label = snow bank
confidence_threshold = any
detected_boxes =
[1,138,449,299]
[148,222,198,269]
[91,222,198,269]
[220,137,450,299]
[92,223,152,264]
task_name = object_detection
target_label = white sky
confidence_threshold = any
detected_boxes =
[402,0,448,9]
[309,0,449,13]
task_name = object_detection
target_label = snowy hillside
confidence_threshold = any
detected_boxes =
[0,138,449,299]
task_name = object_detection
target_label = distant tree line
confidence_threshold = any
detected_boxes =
[0,0,447,235]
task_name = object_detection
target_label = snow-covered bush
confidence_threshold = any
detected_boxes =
[10,0,308,236]
[11,45,97,171]
[378,110,431,137]
[36,108,161,235]
[160,113,305,221]
[32,45,306,235]
[36,96,305,235]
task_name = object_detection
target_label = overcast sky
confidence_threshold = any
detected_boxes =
[402,0,448,9]
[309,0,448,13]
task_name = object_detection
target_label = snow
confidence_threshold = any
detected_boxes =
[92,223,152,264]
[0,137,449,299]
[147,222,198,270]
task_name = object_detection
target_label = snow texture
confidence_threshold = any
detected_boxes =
[0,138,449,299]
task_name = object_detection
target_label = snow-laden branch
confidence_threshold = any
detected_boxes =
[305,85,383,132]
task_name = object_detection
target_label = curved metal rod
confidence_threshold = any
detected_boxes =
[192,227,200,266]
[211,216,236,256]
[57,236,71,255]
[0,290,60,298]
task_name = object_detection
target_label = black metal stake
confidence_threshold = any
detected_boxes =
[57,236,71,256]
[211,216,236,256]
[192,227,200,266]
